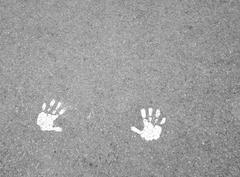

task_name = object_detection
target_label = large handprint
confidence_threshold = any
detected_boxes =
[131,108,166,141]
[37,99,66,132]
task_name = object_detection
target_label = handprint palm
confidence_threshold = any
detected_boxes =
[37,99,66,132]
[131,108,166,141]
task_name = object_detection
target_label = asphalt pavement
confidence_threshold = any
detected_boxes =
[0,0,240,177]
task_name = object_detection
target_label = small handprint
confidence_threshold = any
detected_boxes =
[131,108,166,141]
[37,99,66,132]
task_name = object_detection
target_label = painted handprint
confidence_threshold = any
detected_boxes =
[37,99,66,132]
[131,108,166,141]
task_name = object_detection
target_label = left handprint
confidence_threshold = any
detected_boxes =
[37,99,66,132]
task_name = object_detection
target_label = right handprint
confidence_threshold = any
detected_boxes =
[131,108,166,141]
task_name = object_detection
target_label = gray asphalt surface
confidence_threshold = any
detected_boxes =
[0,0,240,177]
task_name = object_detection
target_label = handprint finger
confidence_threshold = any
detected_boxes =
[141,108,146,118]
[131,126,142,135]
[59,108,66,115]
[48,99,56,111]
[52,127,62,132]
[148,107,153,117]
[50,99,56,107]
[42,103,46,111]
[155,109,161,118]
[159,117,166,125]
[55,102,62,111]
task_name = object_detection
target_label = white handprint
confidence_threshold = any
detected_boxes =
[131,108,166,141]
[37,99,66,132]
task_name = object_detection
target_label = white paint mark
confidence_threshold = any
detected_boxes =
[160,117,166,125]
[141,108,146,118]
[42,103,46,111]
[50,99,55,107]
[155,109,161,118]
[148,107,153,117]
[59,108,66,115]
[131,108,167,141]
[37,99,66,132]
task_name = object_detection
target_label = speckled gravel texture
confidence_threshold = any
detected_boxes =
[0,0,240,177]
